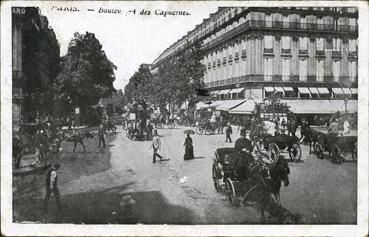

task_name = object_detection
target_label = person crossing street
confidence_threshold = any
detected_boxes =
[225,122,232,143]
[98,123,106,148]
[151,130,163,163]
[43,163,62,213]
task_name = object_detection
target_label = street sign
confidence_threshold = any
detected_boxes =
[129,113,136,120]
[75,107,80,114]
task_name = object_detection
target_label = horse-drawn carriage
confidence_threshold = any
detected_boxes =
[252,131,302,161]
[13,123,53,174]
[312,128,357,164]
[195,120,224,135]
[211,147,297,222]
[251,98,302,161]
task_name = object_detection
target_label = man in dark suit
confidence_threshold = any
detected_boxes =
[234,129,253,180]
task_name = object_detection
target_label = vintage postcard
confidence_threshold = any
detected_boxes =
[1,1,368,236]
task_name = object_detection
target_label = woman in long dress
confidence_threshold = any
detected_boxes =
[184,133,194,160]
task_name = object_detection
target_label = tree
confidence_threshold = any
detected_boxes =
[56,32,116,115]
[154,41,206,110]
[124,64,154,103]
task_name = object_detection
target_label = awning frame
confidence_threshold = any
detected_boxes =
[298,87,311,94]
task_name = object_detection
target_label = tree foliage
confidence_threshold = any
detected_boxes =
[56,32,117,113]
[124,64,153,103]
[124,41,206,110]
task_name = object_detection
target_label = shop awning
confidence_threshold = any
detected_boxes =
[329,100,358,113]
[210,90,219,95]
[274,87,284,92]
[264,87,274,92]
[308,87,319,94]
[280,100,358,114]
[317,87,330,94]
[218,89,231,95]
[216,99,246,111]
[350,88,358,94]
[283,87,294,92]
[342,88,351,95]
[281,100,333,114]
[298,87,310,94]
[229,100,258,114]
[230,87,245,93]
[332,88,344,94]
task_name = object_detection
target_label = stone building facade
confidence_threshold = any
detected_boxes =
[152,7,358,103]
[12,7,60,124]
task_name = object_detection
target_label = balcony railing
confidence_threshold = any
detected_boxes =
[204,75,358,88]
[203,19,358,50]
[348,51,358,58]
[316,50,325,56]
[332,51,342,58]
[298,49,308,55]
[281,49,291,54]
[264,48,274,54]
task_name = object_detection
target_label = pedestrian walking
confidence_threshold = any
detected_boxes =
[183,132,194,160]
[225,122,232,143]
[43,163,62,213]
[98,123,106,148]
[151,130,163,163]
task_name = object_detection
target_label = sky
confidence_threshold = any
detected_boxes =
[38,2,219,90]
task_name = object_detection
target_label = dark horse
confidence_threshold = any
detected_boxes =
[64,131,95,153]
[302,127,321,154]
[244,155,291,222]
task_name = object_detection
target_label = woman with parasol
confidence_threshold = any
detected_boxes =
[183,130,195,160]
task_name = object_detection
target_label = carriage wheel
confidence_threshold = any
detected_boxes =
[268,143,280,163]
[352,142,357,161]
[212,163,221,192]
[252,142,261,158]
[225,178,238,206]
[315,143,324,159]
[330,144,343,164]
[195,127,203,135]
[289,143,302,161]
[205,127,213,135]
[313,142,318,152]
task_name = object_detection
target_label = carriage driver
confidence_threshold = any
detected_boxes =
[234,129,253,180]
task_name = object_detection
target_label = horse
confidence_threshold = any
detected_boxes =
[105,120,117,134]
[243,155,291,222]
[302,127,321,154]
[64,131,95,153]
[269,156,290,206]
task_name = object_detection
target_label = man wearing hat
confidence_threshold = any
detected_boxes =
[234,129,253,180]
[43,163,62,213]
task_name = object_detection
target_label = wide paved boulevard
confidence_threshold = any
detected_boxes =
[13,126,356,224]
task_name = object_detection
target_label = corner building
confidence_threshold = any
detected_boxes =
[152,7,358,115]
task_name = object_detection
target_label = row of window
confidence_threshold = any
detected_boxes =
[205,56,357,83]
[205,36,356,62]
[263,58,357,82]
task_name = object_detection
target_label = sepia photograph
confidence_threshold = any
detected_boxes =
[1,1,368,236]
